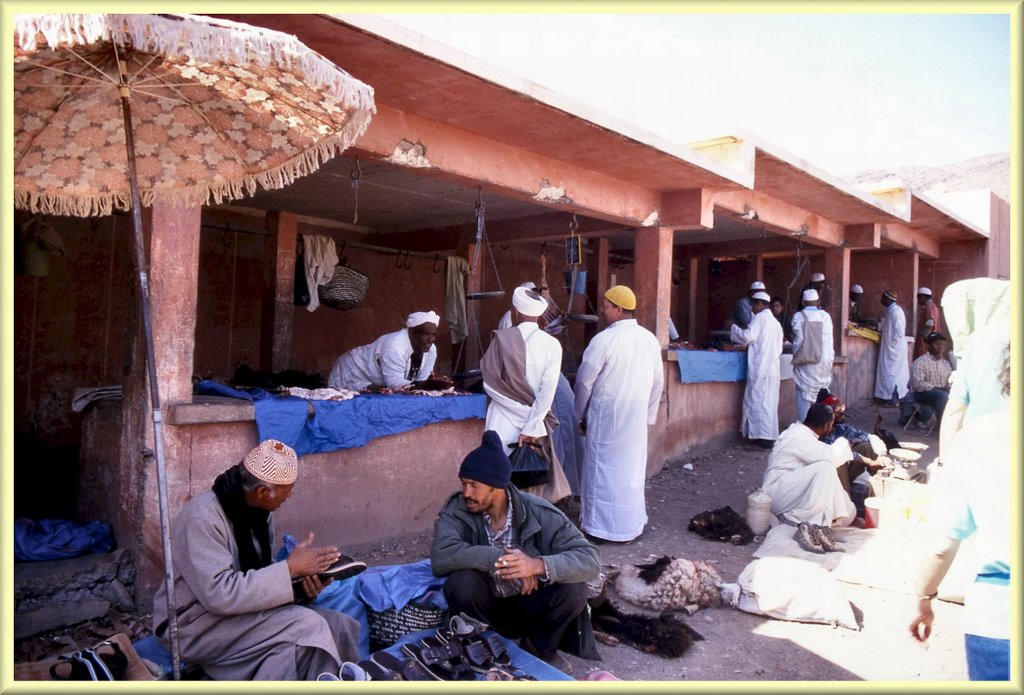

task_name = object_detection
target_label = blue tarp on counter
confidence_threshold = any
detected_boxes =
[673,349,747,383]
[195,381,486,456]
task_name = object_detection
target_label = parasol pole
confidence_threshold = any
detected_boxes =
[117,56,182,681]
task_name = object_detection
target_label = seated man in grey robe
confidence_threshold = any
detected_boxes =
[153,440,361,680]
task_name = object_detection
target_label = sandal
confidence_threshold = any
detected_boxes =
[372,650,440,681]
[93,640,129,680]
[49,653,100,681]
[358,658,401,681]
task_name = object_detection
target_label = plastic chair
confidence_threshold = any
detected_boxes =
[902,403,936,436]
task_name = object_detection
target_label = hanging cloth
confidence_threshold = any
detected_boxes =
[446,256,470,344]
[303,234,338,313]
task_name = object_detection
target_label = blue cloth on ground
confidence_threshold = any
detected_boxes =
[674,349,747,383]
[356,559,447,612]
[14,518,114,562]
[195,380,486,457]
[384,628,572,681]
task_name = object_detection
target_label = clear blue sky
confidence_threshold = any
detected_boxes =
[381,12,1010,176]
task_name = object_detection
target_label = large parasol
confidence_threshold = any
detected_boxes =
[13,13,375,678]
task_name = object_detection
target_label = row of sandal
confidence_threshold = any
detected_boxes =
[49,641,129,681]
[315,613,536,681]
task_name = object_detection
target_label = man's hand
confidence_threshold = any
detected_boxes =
[286,532,340,579]
[493,549,545,582]
[296,573,333,600]
[517,434,538,447]
[909,599,935,642]
[519,576,540,595]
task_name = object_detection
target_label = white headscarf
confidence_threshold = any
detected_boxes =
[512,286,548,317]
[406,311,441,328]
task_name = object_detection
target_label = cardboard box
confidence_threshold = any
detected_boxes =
[13,632,155,681]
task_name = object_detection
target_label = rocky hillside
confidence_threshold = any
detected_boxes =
[847,152,1010,203]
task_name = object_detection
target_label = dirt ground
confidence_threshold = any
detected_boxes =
[14,398,968,683]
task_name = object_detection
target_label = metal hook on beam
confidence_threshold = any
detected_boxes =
[433,254,443,273]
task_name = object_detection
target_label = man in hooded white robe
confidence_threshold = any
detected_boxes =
[763,404,857,527]
[574,285,664,543]
[874,289,911,403]
[730,291,783,443]
[328,311,440,390]
[481,286,571,501]
[790,288,834,421]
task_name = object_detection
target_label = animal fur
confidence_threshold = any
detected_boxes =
[687,506,755,545]
[590,599,703,658]
[614,556,725,611]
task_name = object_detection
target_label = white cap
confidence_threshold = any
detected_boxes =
[406,310,441,328]
[851,284,864,294]
[802,289,820,302]
[918,287,932,296]
[518,281,537,290]
[751,291,771,303]
[811,272,826,283]
[749,281,766,291]
[512,286,548,317]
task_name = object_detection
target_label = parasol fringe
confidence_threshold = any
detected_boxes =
[14,111,373,216]
[15,14,376,115]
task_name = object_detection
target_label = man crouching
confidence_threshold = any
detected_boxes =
[430,430,599,674]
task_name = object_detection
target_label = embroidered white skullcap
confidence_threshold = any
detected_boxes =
[751,291,771,303]
[802,288,820,302]
[749,281,766,291]
[244,439,298,485]
[918,287,932,296]
[512,286,548,317]
[811,272,825,282]
[851,284,864,294]
[406,310,441,328]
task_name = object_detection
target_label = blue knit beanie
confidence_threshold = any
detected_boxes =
[458,430,511,489]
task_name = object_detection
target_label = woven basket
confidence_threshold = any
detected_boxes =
[367,601,445,650]
[318,264,369,310]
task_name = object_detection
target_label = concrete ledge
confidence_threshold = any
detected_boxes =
[167,396,255,425]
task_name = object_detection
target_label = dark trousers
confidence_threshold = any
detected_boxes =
[443,569,588,658]
[913,389,949,419]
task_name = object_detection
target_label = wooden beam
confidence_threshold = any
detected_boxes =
[677,236,805,259]
[823,246,849,357]
[660,188,716,229]
[843,223,881,249]
[262,211,298,373]
[711,190,843,247]
[352,104,661,226]
[880,223,940,260]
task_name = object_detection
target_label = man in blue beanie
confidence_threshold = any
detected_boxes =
[430,430,600,675]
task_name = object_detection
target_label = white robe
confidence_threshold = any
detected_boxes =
[327,328,437,390]
[874,302,910,400]
[730,309,783,440]
[762,422,856,527]
[574,319,664,541]
[790,307,834,402]
[484,323,563,446]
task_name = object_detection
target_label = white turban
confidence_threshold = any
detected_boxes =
[406,311,440,328]
[751,291,770,303]
[512,286,548,317]
[802,289,820,302]
[811,272,826,282]
[749,281,766,291]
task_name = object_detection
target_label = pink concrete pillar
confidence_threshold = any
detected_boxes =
[823,246,849,356]
[127,203,202,596]
[747,253,764,286]
[261,211,298,373]
[634,226,673,345]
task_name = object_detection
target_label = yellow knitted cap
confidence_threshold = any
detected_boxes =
[604,285,636,311]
